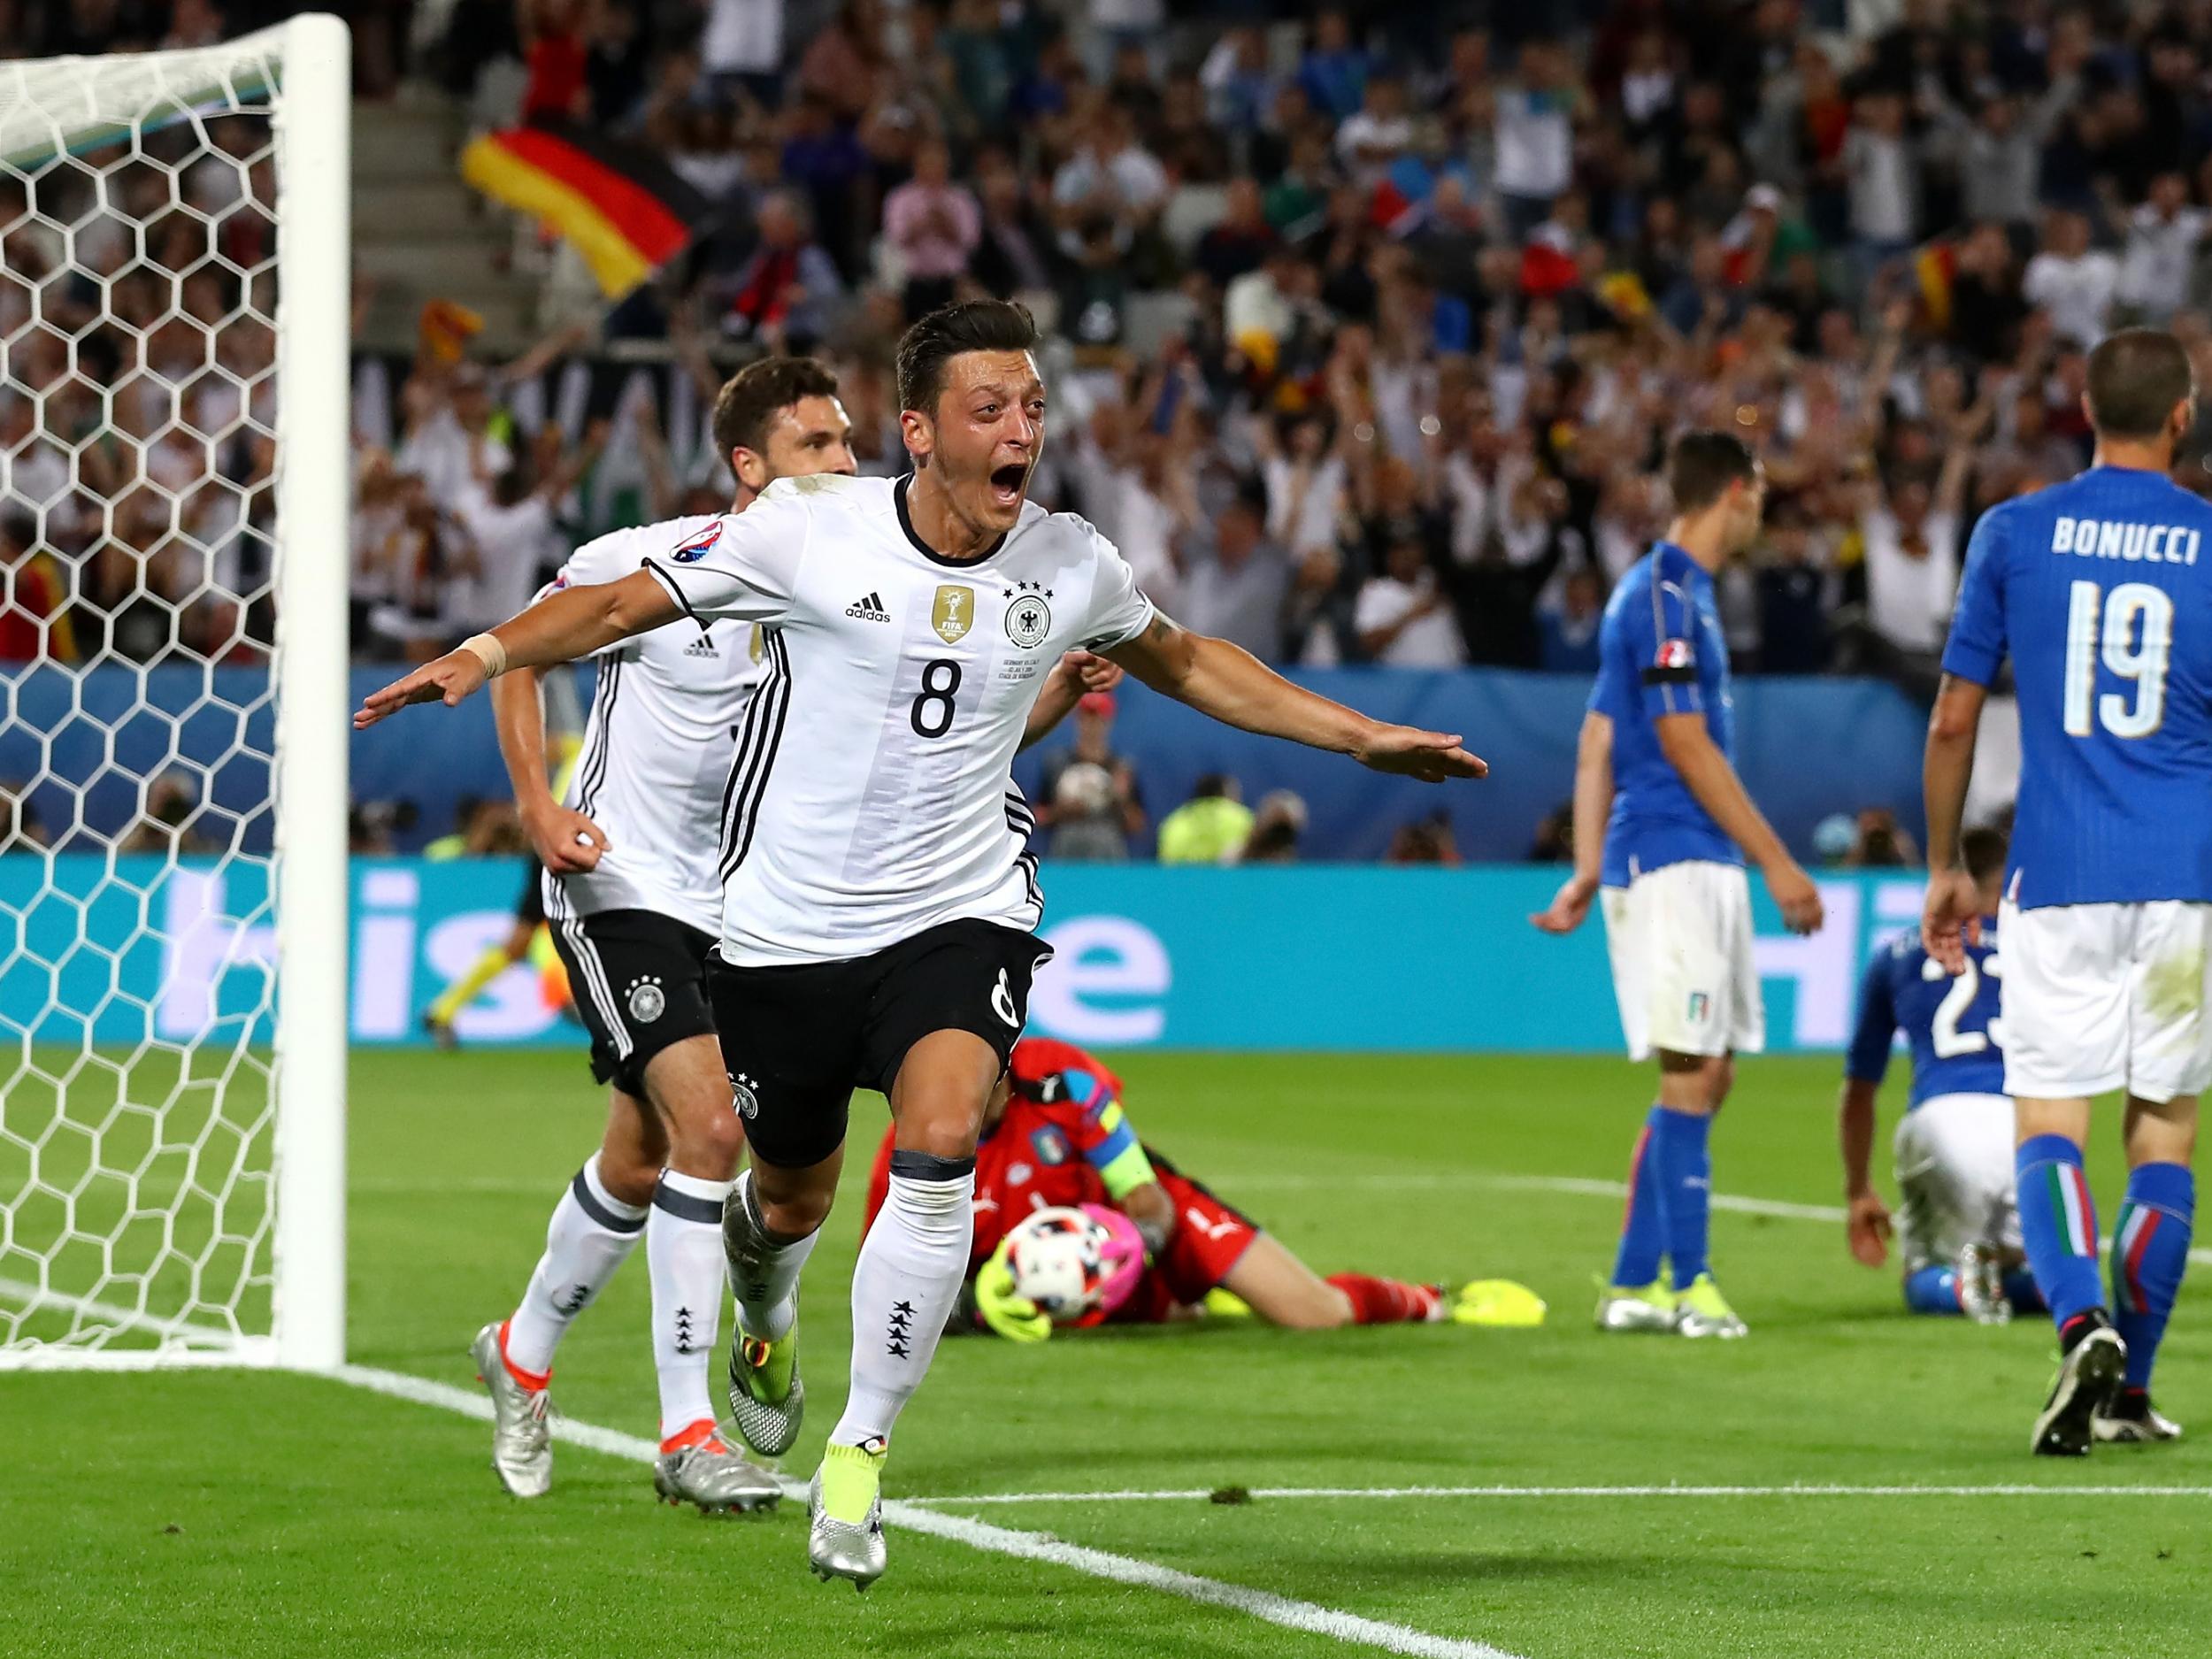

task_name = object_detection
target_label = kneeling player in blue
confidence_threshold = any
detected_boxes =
[1924,328,2205,1454]
[1839,828,2044,1323]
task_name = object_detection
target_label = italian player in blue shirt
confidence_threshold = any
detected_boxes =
[1842,826,2045,1325]
[1924,328,2208,1455]
[1535,432,1824,1340]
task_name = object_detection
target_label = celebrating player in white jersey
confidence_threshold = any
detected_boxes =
[464,357,857,1512]
[360,299,1483,1588]
[465,357,1117,1512]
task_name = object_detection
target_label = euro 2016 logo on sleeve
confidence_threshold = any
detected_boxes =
[728,1071,760,1120]
[672,522,722,564]
[933,584,974,644]
[1003,580,1052,649]
[626,975,665,1023]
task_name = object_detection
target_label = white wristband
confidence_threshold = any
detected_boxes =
[459,632,509,679]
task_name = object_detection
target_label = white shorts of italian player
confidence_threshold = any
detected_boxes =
[1601,859,1765,1064]
[1894,1093,2021,1272]
[2000,899,2212,1102]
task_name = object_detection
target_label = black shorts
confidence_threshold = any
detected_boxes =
[515,857,547,928]
[546,906,718,1096]
[706,918,1053,1171]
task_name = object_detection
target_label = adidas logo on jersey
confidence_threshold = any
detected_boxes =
[845,591,890,622]
[683,635,719,658]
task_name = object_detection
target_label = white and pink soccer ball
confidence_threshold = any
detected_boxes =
[1003,1204,1147,1324]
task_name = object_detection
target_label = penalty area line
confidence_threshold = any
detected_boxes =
[326,1362,1523,1659]
[908,1483,2212,1505]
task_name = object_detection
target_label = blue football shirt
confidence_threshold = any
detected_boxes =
[1592,541,1740,887]
[1845,925,2007,1109]
[1943,465,2212,907]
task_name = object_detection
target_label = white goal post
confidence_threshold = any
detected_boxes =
[0,16,350,1369]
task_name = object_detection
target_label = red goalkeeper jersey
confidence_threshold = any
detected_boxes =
[863,1036,1139,1271]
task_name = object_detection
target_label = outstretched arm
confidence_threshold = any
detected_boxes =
[355,569,680,727]
[1104,612,1486,780]
[1531,709,1613,933]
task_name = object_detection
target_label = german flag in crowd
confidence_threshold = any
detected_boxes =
[460,120,710,298]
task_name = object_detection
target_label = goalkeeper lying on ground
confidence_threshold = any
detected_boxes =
[861,1035,1540,1339]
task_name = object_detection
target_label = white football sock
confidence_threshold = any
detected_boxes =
[723,1168,821,1341]
[504,1153,647,1378]
[649,1169,733,1442]
[830,1151,975,1448]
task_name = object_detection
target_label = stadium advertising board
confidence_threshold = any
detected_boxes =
[7,857,1932,1054]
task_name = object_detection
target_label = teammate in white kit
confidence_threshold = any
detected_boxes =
[359,300,1484,1587]
[465,357,856,1511]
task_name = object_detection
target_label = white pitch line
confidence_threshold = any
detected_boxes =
[1233,1170,2212,1267]
[908,1483,2212,1505]
[327,1363,1522,1659]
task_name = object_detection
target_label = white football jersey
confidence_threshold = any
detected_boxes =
[641,473,1156,965]
[540,514,761,937]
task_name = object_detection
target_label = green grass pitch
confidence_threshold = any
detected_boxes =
[2,1049,2205,1657]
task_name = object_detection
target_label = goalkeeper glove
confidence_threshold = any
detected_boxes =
[971,1241,1051,1343]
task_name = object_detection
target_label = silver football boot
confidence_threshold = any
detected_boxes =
[652,1425,784,1514]
[726,1318,805,1457]
[1955,1241,2013,1326]
[469,1321,551,1499]
[809,1440,888,1591]
[723,1182,808,1456]
[1594,1278,1678,1333]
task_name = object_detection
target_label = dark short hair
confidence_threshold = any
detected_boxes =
[1665,429,1760,514]
[1962,825,2008,885]
[712,356,841,463]
[895,299,1040,416]
[2085,327,2195,440]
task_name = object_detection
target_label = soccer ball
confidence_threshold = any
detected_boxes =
[1004,1206,1112,1320]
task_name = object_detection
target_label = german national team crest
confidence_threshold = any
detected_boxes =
[729,1071,759,1120]
[933,584,975,644]
[626,976,665,1023]
[1003,580,1052,649]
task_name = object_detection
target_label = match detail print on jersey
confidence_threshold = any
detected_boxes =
[639,474,1155,967]
[538,512,763,938]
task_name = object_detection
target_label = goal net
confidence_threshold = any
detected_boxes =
[0,17,349,1369]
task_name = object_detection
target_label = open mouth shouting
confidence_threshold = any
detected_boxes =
[987,461,1028,512]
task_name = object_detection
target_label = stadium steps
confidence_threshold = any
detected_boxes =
[349,89,540,356]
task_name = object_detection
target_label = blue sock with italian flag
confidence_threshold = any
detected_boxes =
[2016,1135,2105,1331]
[1609,1108,1669,1289]
[2110,1163,2193,1392]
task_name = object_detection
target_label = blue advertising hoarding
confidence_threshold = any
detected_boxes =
[4,856,1932,1056]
